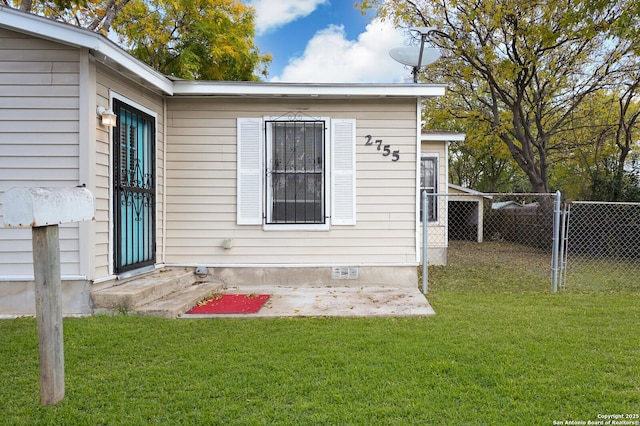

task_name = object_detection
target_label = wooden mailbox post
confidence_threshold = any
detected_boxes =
[3,187,94,405]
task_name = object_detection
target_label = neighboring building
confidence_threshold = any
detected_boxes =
[491,201,524,210]
[0,7,447,315]
[448,184,491,244]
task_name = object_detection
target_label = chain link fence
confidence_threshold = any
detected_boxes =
[423,191,640,293]
[561,201,640,293]
[423,192,557,292]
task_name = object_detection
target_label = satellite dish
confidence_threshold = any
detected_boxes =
[389,26,443,82]
[389,46,441,68]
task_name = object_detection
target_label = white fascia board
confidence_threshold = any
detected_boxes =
[172,80,447,98]
[0,6,99,48]
[421,132,466,142]
[92,42,173,94]
[0,6,173,95]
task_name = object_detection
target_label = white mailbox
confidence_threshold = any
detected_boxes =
[3,187,94,228]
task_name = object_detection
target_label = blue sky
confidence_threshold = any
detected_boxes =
[245,0,413,83]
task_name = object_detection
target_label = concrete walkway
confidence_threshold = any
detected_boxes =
[180,285,435,318]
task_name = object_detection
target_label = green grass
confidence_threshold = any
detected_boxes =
[563,257,640,294]
[2,243,639,425]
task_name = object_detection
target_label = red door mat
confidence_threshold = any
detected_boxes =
[186,294,270,314]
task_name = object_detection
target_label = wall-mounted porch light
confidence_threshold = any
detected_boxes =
[96,106,117,127]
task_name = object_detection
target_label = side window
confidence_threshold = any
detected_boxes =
[420,155,438,222]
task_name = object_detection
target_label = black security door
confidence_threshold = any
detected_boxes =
[113,99,156,274]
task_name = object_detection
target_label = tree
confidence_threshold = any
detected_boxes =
[550,86,640,201]
[608,71,640,201]
[359,0,639,194]
[423,96,526,192]
[111,0,269,80]
[4,0,271,81]
[548,91,617,200]
[5,0,124,33]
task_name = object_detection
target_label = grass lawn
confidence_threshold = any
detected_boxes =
[2,247,639,425]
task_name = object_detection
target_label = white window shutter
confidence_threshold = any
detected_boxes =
[331,119,356,225]
[237,118,263,225]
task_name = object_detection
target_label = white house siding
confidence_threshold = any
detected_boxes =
[0,28,82,278]
[95,65,166,279]
[420,140,448,265]
[165,98,419,271]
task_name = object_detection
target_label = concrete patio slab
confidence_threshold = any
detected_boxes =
[180,285,435,318]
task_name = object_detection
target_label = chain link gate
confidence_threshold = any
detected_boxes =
[559,201,640,292]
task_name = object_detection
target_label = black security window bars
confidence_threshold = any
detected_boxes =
[268,121,325,224]
[420,157,438,222]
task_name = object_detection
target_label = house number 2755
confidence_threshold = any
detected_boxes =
[364,135,400,161]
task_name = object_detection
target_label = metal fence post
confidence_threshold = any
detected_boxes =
[559,203,569,290]
[551,190,561,293]
[422,190,428,294]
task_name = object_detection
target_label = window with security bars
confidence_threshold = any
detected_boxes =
[266,121,325,224]
[420,155,438,222]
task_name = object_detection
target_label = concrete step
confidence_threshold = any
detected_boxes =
[134,282,224,319]
[91,268,196,311]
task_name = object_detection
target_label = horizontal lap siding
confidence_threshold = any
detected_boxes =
[95,65,165,278]
[166,98,418,265]
[0,29,81,277]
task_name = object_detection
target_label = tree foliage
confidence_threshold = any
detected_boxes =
[359,0,640,198]
[549,91,619,200]
[424,96,527,192]
[550,87,640,201]
[112,0,269,80]
[4,0,271,81]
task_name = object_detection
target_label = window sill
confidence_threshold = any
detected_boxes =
[263,223,330,231]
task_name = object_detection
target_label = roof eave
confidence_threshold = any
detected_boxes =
[1,6,448,99]
[171,80,447,98]
[0,6,173,95]
[448,183,493,199]
[90,44,173,95]
[421,132,466,142]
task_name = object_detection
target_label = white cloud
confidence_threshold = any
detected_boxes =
[248,0,329,35]
[271,18,411,83]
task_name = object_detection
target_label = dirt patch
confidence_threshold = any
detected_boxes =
[447,240,551,271]
[424,240,552,293]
